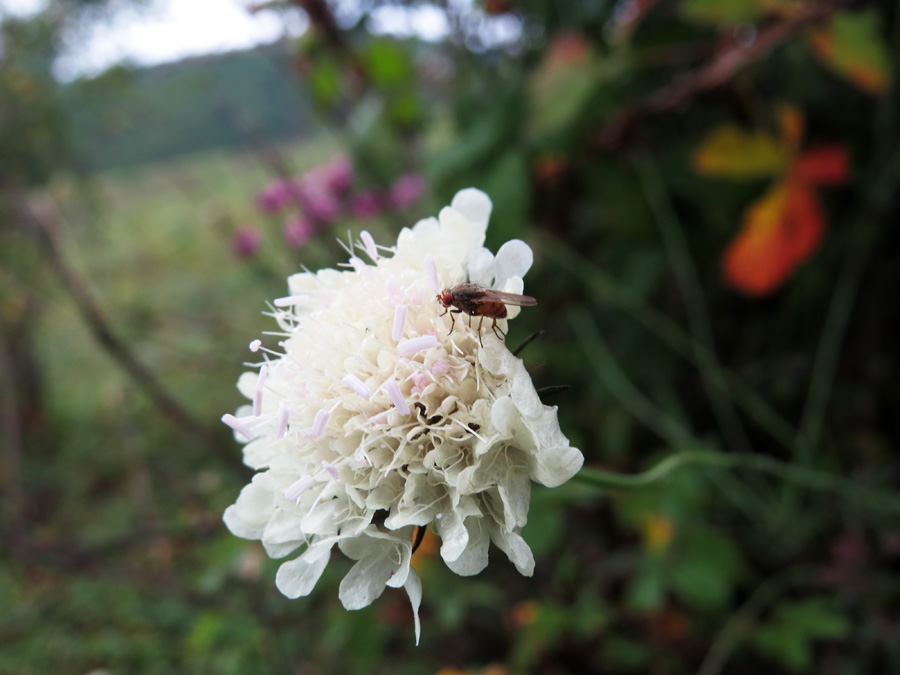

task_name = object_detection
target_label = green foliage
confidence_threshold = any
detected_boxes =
[3,0,900,673]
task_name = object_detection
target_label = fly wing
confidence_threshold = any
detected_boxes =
[475,289,538,307]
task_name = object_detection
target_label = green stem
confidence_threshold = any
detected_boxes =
[574,450,900,514]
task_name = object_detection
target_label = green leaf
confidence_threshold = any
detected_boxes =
[806,10,892,94]
[309,58,342,108]
[671,529,743,611]
[680,0,767,25]
[362,40,412,90]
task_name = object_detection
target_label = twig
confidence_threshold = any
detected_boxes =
[591,2,844,152]
[0,313,25,530]
[1,182,221,447]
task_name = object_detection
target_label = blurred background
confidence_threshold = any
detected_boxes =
[1,0,898,673]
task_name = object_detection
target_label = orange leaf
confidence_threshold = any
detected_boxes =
[777,105,805,152]
[794,145,849,185]
[723,177,824,295]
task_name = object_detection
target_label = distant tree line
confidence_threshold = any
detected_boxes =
[64,44,314,172]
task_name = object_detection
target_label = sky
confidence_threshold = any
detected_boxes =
[0,0,485,81]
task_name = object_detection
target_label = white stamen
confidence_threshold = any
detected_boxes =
[275,406,290,439]
[342,373,371,399]
[306,410,330,438]
[392,304,408,341]
[452,417,486,442]
[425,254,439,292]
[249,339,262,352]
[321,461,339,479]
[274,294,310,307]
[385,378,410,415]
[349,256,366,274]
[398,335,439,356]
[284,476,314,502]
[360,231,378,260]
[221,413,254,441]
[253,364,268,416]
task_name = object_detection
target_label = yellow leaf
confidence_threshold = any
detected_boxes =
[692,124,791,178]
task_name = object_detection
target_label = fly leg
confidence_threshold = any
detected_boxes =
[477,316,485,347]
[447,309,462,334]
[491,318,506,341]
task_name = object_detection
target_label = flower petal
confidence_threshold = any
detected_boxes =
[451,187,493,232]
[275,545,333,598]
[491,239,534,288]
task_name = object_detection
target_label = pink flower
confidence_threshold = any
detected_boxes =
[297,177,342,224]
[322,155,353,193]
[350,191,381,219]
[233,227,262,258]
[284,216,315,248]
[256,178,301,213]
[389,173,426,210]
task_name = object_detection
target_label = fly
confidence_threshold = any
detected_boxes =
[437,282,537,345]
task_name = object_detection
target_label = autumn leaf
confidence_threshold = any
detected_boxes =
[693,124,791,178]
[806,10,892,94]
[722,175,825,295]
[794,145,849,185]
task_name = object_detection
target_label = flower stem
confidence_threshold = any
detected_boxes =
[575,450,900,514]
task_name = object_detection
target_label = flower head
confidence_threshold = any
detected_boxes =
[232,226,262,258]
[389,172,426,210]
[222,188,583,642]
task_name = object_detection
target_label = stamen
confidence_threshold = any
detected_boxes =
[360,231,378,260]
[398,335,439,356]
[321,461,339,479]
[253,364,268,416]
[249,339,262,352]
[425,254,439,292]
[349,256,366,274]
[452,417,486,442]
[392,304,408,341]
[221,413,254,441]
[275,406,290,439]
[306,409,330,438]
[284,476,314,502]
[385,378,410,415]
[342,373,371,399]
[274,294,310,307]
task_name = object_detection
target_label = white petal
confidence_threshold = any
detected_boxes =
[236,371,258,400]
[490,397,518,436]
[511,361,544,418]
[532,444,585,488]
[338,545,397,609]
[445,518,490,576]
[275,546,332,598]
[490,525,535,576]
[404,567,423,645]
[466,247,495,286]
[498,471,531,531]
[222,483,274,540]
[451,188,492,232]
[437,509,469,563]
[492,239,533,288]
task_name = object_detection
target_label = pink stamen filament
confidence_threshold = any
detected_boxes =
[425,254,439,292]
[284,476,314,502]
[386,378,410,415]
[253,364,268,416]
[398,335,439,356]
[306,410,330,438]
[342,373,371,399]
[221,413,254,441]
[392,304,408,341]
[321,461,339,479]
[275,406,290,438]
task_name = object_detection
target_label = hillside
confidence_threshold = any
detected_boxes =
[65,42,313,171]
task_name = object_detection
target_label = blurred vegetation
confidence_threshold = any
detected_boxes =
[1,0,899,674]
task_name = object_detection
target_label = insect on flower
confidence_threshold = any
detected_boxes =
[437,282,537,345]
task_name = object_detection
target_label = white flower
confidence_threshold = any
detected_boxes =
[222,188,584,643]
